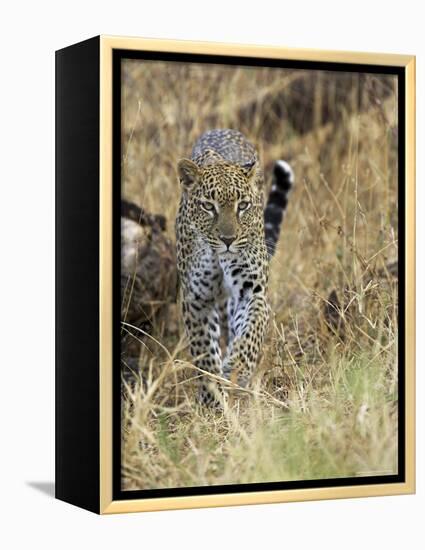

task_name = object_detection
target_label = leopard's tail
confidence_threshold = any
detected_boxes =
[264,160,294,257]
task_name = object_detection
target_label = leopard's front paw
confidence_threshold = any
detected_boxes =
[199,381,227,409]
[223,357,251,388]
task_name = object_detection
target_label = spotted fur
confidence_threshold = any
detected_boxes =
[176,129,292,405]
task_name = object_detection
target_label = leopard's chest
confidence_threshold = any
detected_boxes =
[183,246,222,300]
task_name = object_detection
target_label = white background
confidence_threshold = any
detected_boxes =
[1,1,422,548]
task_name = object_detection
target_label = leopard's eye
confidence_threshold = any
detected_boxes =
[201,201,215,212]
[238,201,250,211]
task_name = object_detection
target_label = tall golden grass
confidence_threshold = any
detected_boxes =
[121,59,398,490]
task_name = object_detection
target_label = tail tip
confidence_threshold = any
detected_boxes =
[274,160,294,190]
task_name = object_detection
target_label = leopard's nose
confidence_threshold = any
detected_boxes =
[220,235,236,248]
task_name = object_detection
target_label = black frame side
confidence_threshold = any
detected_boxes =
[55,36,100,513]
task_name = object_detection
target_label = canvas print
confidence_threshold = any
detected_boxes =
[119,57,399,492]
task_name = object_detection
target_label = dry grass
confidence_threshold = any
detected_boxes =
[121,59,399,491]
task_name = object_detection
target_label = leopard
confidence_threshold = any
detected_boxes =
[175,129,293,406]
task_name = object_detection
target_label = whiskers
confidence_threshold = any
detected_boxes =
[232,238,248,250]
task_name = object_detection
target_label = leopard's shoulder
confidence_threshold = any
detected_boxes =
[191,129,258,168]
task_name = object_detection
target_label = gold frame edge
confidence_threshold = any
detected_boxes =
[404,56,416,495]
[99,37,114,513]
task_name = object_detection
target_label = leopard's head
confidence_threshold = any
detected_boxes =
[177,159,264,254]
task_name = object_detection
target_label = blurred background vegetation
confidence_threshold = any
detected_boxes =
[120,58,399,491]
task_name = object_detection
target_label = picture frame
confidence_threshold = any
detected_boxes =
[55,35,415,514]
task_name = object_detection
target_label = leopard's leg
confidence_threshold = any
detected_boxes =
[182,294,224,406]
[226,296,237,345]
[220,241,270,387]
[222,291,269,386]
[218,293,235,348]
[180,250,226,406]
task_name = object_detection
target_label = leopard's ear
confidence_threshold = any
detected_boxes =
[177,158,199,189]
[242,159,260,188]
[241,159,257,176]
